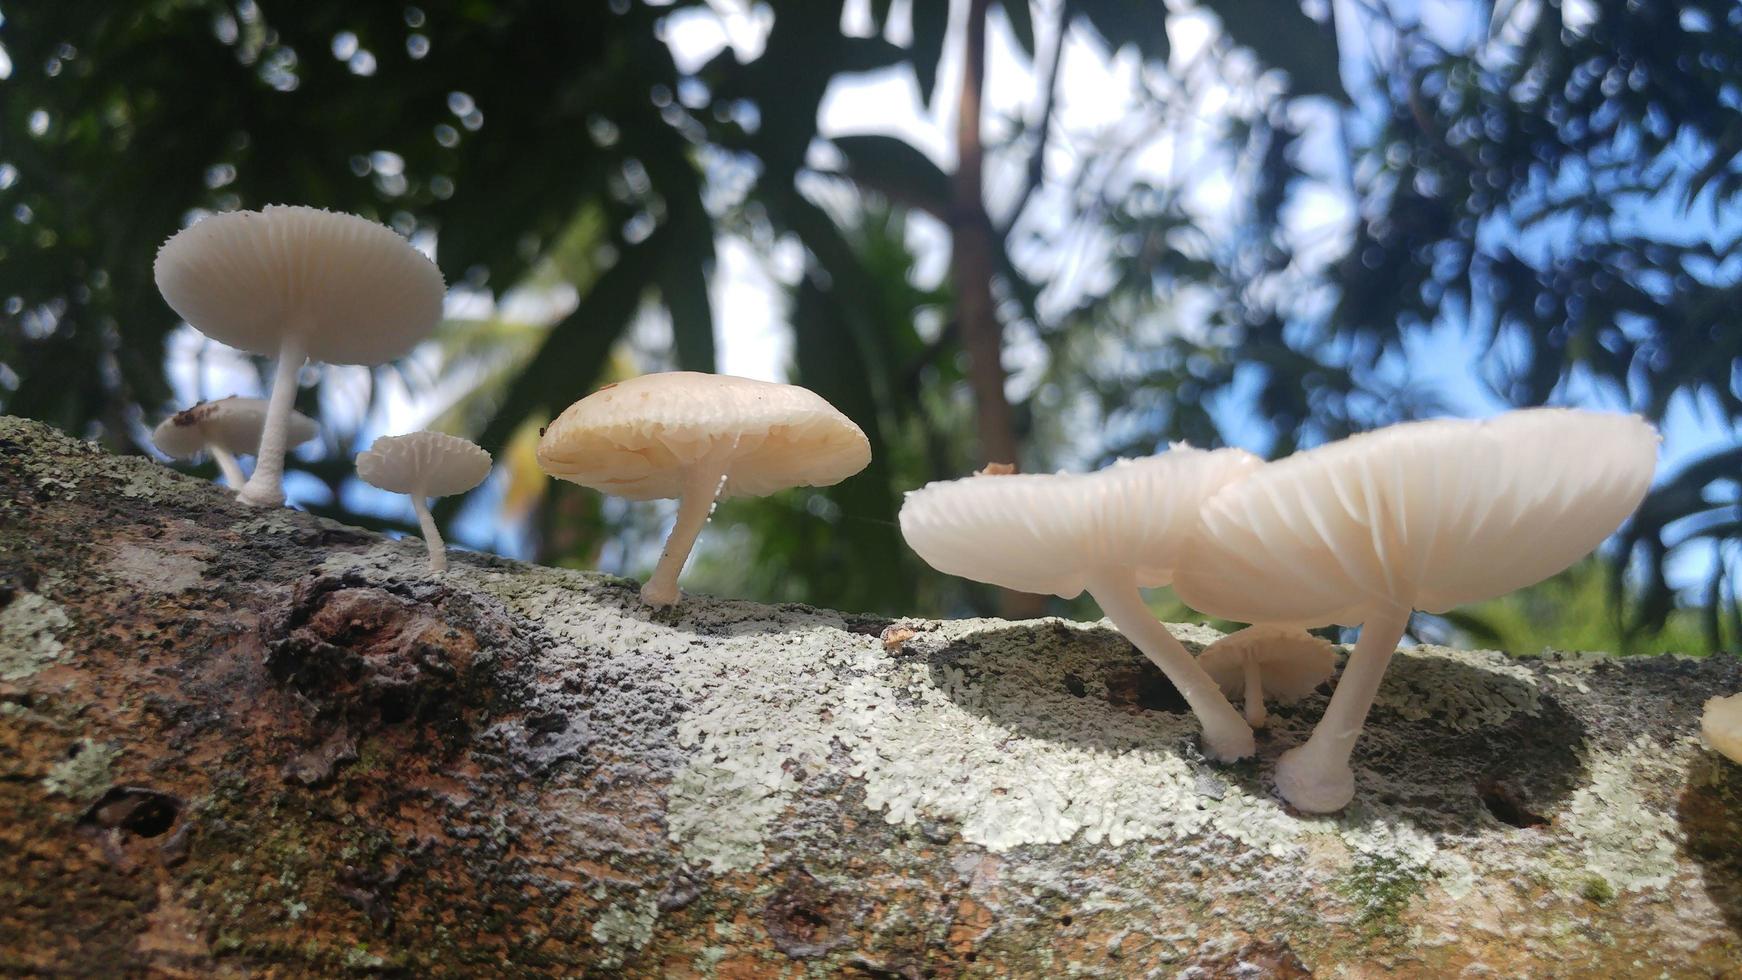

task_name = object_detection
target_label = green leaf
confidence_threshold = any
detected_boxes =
[1000,0,1037,60]
[911,0,950,106]
[660,236,718,373]
[869,0,896,32]
[1198,0,1348,102]
[1071,0,1169,64]
[830,134,953,218]
[460,227,667,498]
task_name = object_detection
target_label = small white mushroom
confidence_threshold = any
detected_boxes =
[355,431,492,573]
[537,372,872,607]
[1196,626,1337,729]
[1703,693,1742,765]
[1175,408,1659,812]
[899,446,1265,762]
[154,206,446,508]
[152,396,318,489]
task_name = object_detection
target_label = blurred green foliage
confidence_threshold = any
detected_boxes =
[0,1,1737,651]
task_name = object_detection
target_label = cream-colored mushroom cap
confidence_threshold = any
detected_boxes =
[1197,626,1337,702]
[899,446,1263,598]
[1704,693,1742,764]
[151,396,317,458]
[356,431,492,497]
[154,205,446,365]
[1174,409,1659,627]
[536,372,871,500]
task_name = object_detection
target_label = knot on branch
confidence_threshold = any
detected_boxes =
[262,573,482,735]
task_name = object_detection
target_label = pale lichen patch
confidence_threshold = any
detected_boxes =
[43,738,121,801]
[1,591,70,681]
[590,898,659,969]
[1553,737,1684,894]
[104,539,210,594]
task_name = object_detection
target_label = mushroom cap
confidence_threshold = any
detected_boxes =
[535,372,871,500]
[1174,408,1659,628]
[154,205,446,365]
[356,431,492,497]
[898,445,1263,598]
[1703,693,1742,764]
[1196,625,1338,702]
[152,396,318,458]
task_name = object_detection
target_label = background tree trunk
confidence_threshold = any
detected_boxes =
[1,414,1739,977]
[951,0,1045,620]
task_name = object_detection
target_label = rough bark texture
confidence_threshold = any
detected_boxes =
[1,414,1740,978]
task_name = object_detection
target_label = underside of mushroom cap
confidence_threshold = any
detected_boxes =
[154,205,445,365]
[1197,625,1338,701]
[536,372,871,500]
[1174,408,1659,627]
[356,431,492,497]
[152,396,317,458]
[899,446,1262,598]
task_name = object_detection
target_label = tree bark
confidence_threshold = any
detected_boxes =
[2,413,1740,977]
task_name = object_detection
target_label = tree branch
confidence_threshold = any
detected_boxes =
[2,415,1740,974]
[1000,0,1071,237]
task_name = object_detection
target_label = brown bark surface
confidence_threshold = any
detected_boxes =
[2,414,1740,977]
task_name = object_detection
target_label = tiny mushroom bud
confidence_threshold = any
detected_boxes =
[1175,408,1658,812]
[1703,694,1742,765]
[155,205,445,508]
[536,372,871,607]
[152,396,318,489]
[355,431,492,573]
[899,446,1265,762]
[1196,626,1337,729]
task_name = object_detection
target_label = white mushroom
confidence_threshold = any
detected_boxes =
[1703,693,1742,765]
[899,447,1265,762]
[1196,626,1337,729]
[536,372,871,607]
[1174,408,1659,812]
[154,206,446,508]
[152,396,318,489]
[355,431,492,573]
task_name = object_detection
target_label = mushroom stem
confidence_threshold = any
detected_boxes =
[640,451,732,607]
[1274,604,1411,813]
[1085,572,1255,762]
[411,495,447,573]
[235,335,306,508]
[208,446,246,488]
[1242,655,1268,728]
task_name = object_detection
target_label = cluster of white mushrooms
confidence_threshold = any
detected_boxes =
[901,410,1663,811]
[146,205,1728,812]
[148,206,870,587]
[151,206,491,570]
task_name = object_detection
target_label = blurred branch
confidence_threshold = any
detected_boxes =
[1000,0,1070,237]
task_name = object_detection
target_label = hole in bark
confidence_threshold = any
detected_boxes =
[120,796,179,837]
[787,906,826,938]
[1063,673,1087,698]
[81,787,182,838]
[1059,913,1073,926]
[1134,674,1187,713]
[1105,665,1189,714]
[964,952,978,963]
[1478,779,1548,828]
[763,870,850,959]
[376,688,414,725]
[525,711,568,735]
